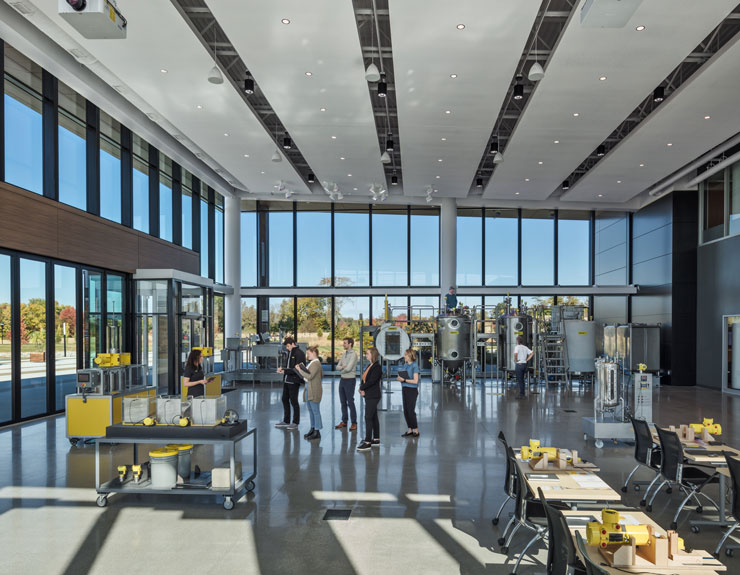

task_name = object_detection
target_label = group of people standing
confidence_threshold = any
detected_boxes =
[274,337,421,451]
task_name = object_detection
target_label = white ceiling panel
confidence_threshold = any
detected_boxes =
[564,33,740,203]
[389,0,540,197]
[27,0,309,195]
[209,0,387,199]
[484,0,738,201]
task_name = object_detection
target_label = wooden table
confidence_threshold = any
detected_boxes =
[562,510,726,574]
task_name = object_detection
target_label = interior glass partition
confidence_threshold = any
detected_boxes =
[83,269,103,368]
[20,258,46,418]
[54,265,77,411]
[136,280,169,391]
[0,254,11,423]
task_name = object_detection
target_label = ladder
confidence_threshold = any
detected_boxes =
[541,332,570,387]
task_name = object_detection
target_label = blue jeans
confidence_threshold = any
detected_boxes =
[307,401,322,430]
[515,363,527,396]
[339,378,357,424]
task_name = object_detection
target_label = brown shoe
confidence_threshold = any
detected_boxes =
[349,423,357,431]
[335,422,347,429]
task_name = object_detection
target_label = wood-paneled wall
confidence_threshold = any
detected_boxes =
[0,181,199,274]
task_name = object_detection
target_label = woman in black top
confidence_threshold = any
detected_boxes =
[183,349,211,398]
[357,347,382,452]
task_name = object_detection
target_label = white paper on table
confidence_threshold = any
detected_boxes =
[571,474,610,489]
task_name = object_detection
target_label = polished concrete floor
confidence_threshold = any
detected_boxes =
[1,379,740,575]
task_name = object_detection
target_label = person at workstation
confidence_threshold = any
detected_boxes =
[275,337,306,430]
[444,286,458,313]
[513,335,534,399]
[182,349,213,398]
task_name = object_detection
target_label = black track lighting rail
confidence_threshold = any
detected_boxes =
[172,0,318,191]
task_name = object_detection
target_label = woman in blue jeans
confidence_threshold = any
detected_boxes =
[295,346,324,440]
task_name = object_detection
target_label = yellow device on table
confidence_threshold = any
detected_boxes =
[689,418,722,436]
[193,346,213,357]
[586,509,651,548]
[520,439,558,461]
[94,353,120,367]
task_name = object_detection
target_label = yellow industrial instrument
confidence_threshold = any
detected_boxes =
[94,353,120,367]
[193,346,213,357]
[117,465,128,482]
[520,439,558,461]
[131,464,143,483]
[689,418,722,436]
[586,509,651,548]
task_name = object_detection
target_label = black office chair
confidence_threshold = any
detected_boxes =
[622,415,661,494]
[714,452,740,557]
[538,487,586,575]
[493,431,515,528]
[646,426,720,530]
[574,532,610,575]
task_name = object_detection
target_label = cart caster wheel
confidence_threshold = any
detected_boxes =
[634,485,641,492]
[492,518,499,525]
[223,497,234,510]
[666,487,673,494]
[96,495,108,508]
[696,506,703,514]
[646,505,653,512]
[501,546,509,554]
[246,480,255,492]
[670,521,678,530]
[639,499,647,507]
[726,548,734,557]
[497,537,506,546]
[691,525,700,534]
[69,438,79,447]
[595,440,604,449]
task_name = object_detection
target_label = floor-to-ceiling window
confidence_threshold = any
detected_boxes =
[297,297,331,363]
[410,207,439,286]
[4,44,43,195]
[334,204,369,286]
[215,194,224,284]
[214,294,224,354]
[54,265,77,411]
[333,296,369,364]
[373,296,407,326]
[0,254,11,423]
[241,297,257,339]
[57,81,87,211]
[485,208,518,286]
[83,270,103,367]
[200,189,210,278]
[159,154,173,243]
[268,297,295,340]
[20,258,46,418]
[521,209,555,286]
[181,170,193,250]
[297,203,331,286]
[372,206,407,286]
[132,134,149,233]
[558,211,590,285]
[267,203,293,287]
[457,208,482,286]
[99,111,122,223]
[240,201,257,287]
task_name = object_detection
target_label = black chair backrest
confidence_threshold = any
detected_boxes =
[574,532,609,575]
[538,487,578,575]
[499,431,514,496]
[630,415,656,466]
[724,452,740,519]
[655,426,683,481]
[507,445,526,520]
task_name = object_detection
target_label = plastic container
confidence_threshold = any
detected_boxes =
[157,396,191,425]
[165,444,194,479]
[191,395,227,425]
[149,448,178,488]
[123,396,155,423]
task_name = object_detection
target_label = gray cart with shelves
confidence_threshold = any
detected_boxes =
[95,422,257,510]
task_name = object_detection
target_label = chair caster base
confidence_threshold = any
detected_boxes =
[639,499,646,507]
[497,538,506,546]
[646,505,653,512]
[670,521,678,530]
[492,518,499,526]
[696,506,703,514]
[501,546,509,554]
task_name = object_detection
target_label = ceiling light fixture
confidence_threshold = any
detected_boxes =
[489,141,498,154]
[553,140,560,144]
[493,150,504,164]
[331,135,337,140]
[653,86,665,102]
[284,190,293,199]
[281,18,290,24]
[283,135,292,149]
[377,73,387,98]
[617,180,622,184]
[450,73,458,79]
[596,144,606,157]
[340,156,346,160]
[445,110,451,114]
[639,163,645,167]
[435,175,440,179]
[243,154,249,158]
[386,133,394,152]
[196,105,203,109]
[635,25,645,31]
[224,133,229,137]
[525,178,530,182]
[598,194,603,197]
[538,161,543,165]
[437,158,443,162]
[476,177,483,188]
[271,149,282,163]
[599,76,607,81]
[573,112,579,117]
[244,72,255,94]
[207,28,223,85]
[380,151,391,164]
[456,24,465,30]
[704,115,711,120]
[562,181,570,190]
[320,107,326,112]
[515,192,520,195]
[305,71,312,76]
[513,74,524,100]
[308,173,315,183]
[391,174,398,186]
[528,62,544,82]
[365,61,380,82]
[160,68,168,74]
[441,137,447,141]
[667,142,673,147]
[347,174,352,177]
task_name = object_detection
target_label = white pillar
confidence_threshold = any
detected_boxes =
[224,194,241,341]
[439,197,457,305]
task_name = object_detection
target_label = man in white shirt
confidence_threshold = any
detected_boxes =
[513,336,533,399]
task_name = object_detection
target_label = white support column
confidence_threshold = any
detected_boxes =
[439,197,457,306]
[224,194,241,341]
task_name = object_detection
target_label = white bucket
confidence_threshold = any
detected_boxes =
[149,448,178,489]
[166,444,193,479]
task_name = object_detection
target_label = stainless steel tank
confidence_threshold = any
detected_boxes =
[616,324,661,371]
[497,315,532,372]
[603,325,617,358]
[436,315,471,370]
[563,320,596,373]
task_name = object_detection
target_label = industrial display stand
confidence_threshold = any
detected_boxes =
[95,422,257,510]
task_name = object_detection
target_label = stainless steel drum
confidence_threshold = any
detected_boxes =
[436,315,472,370]
[497,315,532,372]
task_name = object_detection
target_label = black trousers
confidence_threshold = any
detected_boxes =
[402,387,418,429]
[515,363,527,396]
[364,397,380,442]
[282,382,300,424]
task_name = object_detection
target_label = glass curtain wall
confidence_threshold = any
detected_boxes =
[4,44,43,195]
[334,204,369,286]
[457,208,482,286]
[521,210,555,285]
[200,190,209,278]
[558,211,590,285]
[20,258,46,418]
[372,206,408,286]
[485,209,518,285]
[215,195,224,284]
[99,111,122,223]
[333,296,369,364]
[297,297,331,363]
[159,154,173,242]
[181,171,193,250]
[297,203,331,286]
[83,270,103,367]
[373,296,407,327]
[132,134,150,233]
[268,203,293,286]
[269,297,295,340]
[106,274,124,352]
[214,294,225,351]
[241,297,257,339]
[58,81,87,211]
[411,207,439,286]
[54,265,77,411]
[0,255,11,423]
[240,201,257,287]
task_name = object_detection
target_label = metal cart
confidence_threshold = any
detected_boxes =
[95,422,257,510]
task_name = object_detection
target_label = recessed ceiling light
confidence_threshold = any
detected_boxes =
[456,24,465,30]
[305,71,312,76]
[553,140,559,144]
[704,115,711,120]
[667,142,673,147]
[441,137,447,141]
[525,178,530,182]
[515,192,520,195]
[598,194,603,197]
[320,107,326,112]
[340,157,345,160]
[244,154,249,158]
[445,110,451,114]
[160,68,168,74]
[353,187,358,191]
[260,171,265,174]
[347,174,352,177]
[224,133,229,137]
[617,180,622,184]
[639,163,645,167]
[435,175,440,179]
[538,161,543,165]
[599,76,607,81]
[281,18,290,24]
[437,158,443,162]
[450,74,457,79]
[573,112,579,117]
[331,135,337,139]
[635,25,645,31]
[196,105,203,109]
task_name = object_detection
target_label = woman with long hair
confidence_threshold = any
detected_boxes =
[183,349,212,398]
[398,348,420,437]
[294,345,324,440]
[357,347,382,452]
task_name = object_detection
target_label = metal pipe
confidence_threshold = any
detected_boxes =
[686,148,740,188]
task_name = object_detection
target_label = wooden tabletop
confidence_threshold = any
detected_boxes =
[562,510,726,574]
[515,458,621,503]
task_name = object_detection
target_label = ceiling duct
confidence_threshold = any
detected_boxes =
[580,0,644,28]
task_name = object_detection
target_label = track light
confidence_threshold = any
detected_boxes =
[283,136,292,150]
[380,151,391,164]
[527,61,544,82]
[426,193,433,203]
[365,62,380,82]
[378,74,387,98]
[244,73,254,94]
[308,173,315,183]
[653,86,665,102]
[391,174,398,186]
[271,149,282,162]
[596,145,605,157]
[476,177,483,188]
[208,64,224,85]
[493,151,504,164]
[513,75,524,100]
[284,190,293,199]
[489,140,498,154]
[562,180,570,190]
[386,134,394,152]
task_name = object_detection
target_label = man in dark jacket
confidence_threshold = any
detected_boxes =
[275,337,306,430]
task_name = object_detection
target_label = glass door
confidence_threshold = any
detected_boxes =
[725,316,740,391]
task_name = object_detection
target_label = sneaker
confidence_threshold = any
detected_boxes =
[371,439,380,447]
[349,423,357,431]
[286,423,299,430]
[357,442,372,451]
[309,430,321,440]
[275,421,289,428]
[303,428,315,439]
[335,422,347,429]
[402,431,414,437]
